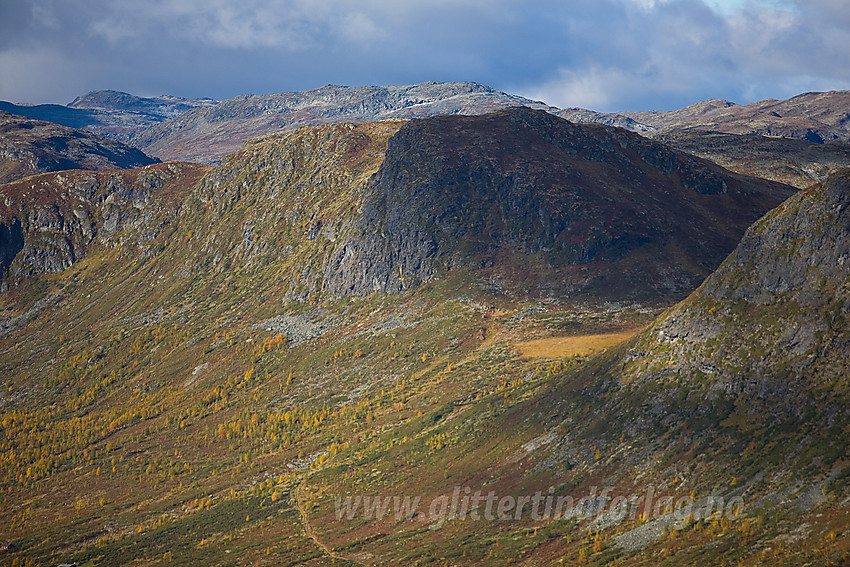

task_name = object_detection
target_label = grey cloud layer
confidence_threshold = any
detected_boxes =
[0,0,848,110]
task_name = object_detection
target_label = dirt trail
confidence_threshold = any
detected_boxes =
[294,479,364,566]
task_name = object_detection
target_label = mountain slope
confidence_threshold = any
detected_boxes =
[0,111,159,184]
[0,162,208,292]
[0,110,836,567]
[303,170,850,566]
[131,81,555,163]
[559,91,850,187]
[0,108,795,304]
[319,108,794,301]
[654,129,850,188]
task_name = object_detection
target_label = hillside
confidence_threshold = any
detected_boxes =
[559,91,850,188]
[2,108,795,303]
[131,82,555,163]
[0,109,840,567]
[0,111,159,185]
[303,170,850,565]
[318,108,794,301]
[0,161,208,291]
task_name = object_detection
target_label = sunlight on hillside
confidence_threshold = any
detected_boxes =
[515,328,642,359]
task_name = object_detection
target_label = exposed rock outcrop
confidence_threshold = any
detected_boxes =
[627,168,850,396]
[321,108,795,301]
[0,162,209,286]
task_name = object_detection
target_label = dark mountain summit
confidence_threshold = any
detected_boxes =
[320,108,795,301]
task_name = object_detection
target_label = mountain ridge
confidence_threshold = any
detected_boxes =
[0,110,159,185]
[0,91,218,144]
[131,81,556,163]
[560,90,850,144]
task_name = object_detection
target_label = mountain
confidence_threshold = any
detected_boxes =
[0,91,218,144]
[131,81,556,163]
[0,107,841,567]
[303,169,850,565]
[316,108,793,302]
[559,91,850,187]
[2,108,794,303]
[68,90,218,118]
[560,91,850,144]
[0,111,159,184]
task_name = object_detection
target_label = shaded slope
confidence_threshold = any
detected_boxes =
[637,168,850,392]
[132,81,555,163]
[322,108,795,302]
[0,111,158,184]
[302,172,850,567]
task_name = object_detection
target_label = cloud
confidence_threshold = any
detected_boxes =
[0,46,89,104]
[515,0,850,110]
[0,0,848,109]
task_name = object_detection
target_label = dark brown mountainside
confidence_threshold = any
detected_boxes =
[132,81,555,164]
[0,111,158,184]
[319,108,795,302]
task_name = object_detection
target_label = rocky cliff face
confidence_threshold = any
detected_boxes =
[0,162,208,288]
[132,82,555,164]
[320,108,795,301]
[625,168,850,404]
[0,111,159,184]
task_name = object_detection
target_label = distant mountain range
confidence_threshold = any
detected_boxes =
[0,90,217,144]
[559,90,850,143]
[4,83,850,181]
[131,82,556,163]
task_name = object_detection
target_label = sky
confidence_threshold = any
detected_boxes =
[0,0,849,112]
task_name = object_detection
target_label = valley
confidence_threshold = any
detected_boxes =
[0,82,848,566]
